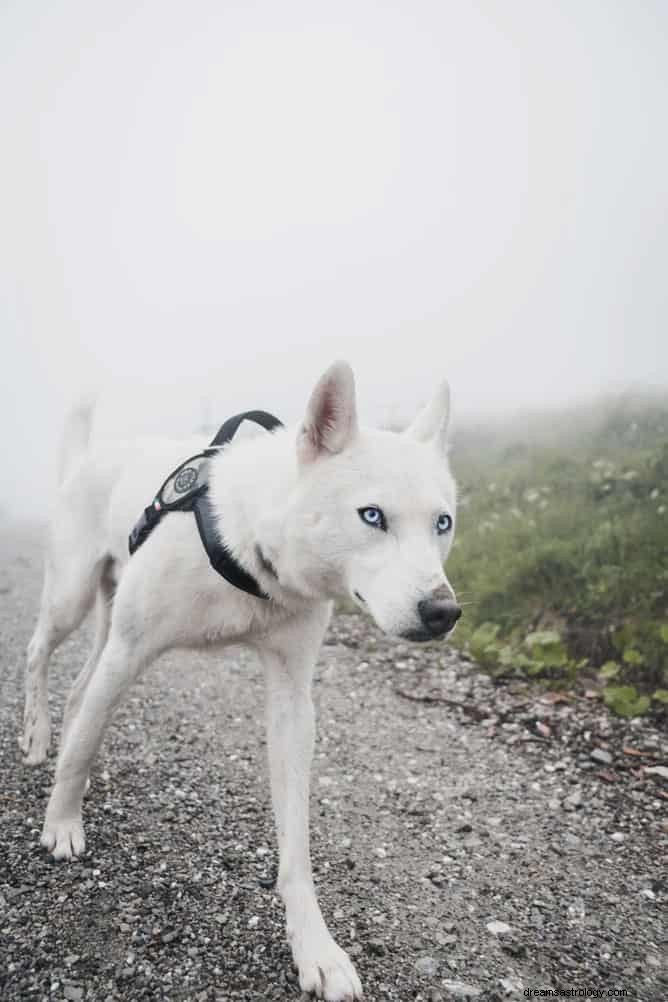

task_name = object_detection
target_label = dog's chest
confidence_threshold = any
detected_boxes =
[164,576,291,650]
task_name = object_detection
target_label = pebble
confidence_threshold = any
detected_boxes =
[415,955,439,977]
[563,788,583,811]
[500,975,524,995]
[486,920,511,936]
[442,979,482,998]
[437,932,458,947]
[567,898,586,926]
[367,938,385,956]
[590,749,613,765]
[610,832,624,843]
[645,766,668,780]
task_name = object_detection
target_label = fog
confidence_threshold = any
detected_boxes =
[2,1,667,517]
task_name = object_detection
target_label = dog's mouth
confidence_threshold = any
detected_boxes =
[351,592,454,642]
[400,627,450,643]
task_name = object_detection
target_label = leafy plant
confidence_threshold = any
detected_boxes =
[602,686,651,718]
[447,391,668,715]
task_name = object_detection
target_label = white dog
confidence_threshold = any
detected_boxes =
[21,361,459,1001]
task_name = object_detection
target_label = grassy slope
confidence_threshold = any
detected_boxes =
[447,391,668,713]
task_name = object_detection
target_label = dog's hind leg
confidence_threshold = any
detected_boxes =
[60,564,115,751]
[21,553,102,766]
[41,628,150,860]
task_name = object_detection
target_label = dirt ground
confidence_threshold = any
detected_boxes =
[1,521,666,1002]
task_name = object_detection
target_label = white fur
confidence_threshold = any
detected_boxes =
[22,361,458,1002]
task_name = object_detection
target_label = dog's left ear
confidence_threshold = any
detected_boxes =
[298,361,358,465]
[404,381,451,454]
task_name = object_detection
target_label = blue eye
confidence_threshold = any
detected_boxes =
[436,513,453,534]
[358,506,386,531]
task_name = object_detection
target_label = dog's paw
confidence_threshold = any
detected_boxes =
[41,816,85,861]
[19,719,51,765]
[294,933,363,1001]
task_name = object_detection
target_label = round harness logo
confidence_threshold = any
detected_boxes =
[173,467,198,494]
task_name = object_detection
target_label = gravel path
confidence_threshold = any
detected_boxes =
[1,521,666,1002]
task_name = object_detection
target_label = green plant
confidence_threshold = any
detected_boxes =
[447,392,668,715]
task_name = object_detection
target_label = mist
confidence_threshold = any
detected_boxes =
[2,0,667,518]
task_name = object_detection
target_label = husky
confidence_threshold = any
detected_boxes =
[21,361,460,1001]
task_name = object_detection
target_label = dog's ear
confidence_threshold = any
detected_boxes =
[297,361,358,464]
[404,381,451,453]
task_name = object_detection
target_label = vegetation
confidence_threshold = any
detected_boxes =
[447,391,668,716]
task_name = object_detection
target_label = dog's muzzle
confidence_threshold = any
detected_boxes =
[401,598,462,642]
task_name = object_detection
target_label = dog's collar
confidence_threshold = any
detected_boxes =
[128,410,283,600]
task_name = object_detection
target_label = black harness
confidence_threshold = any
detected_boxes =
[128,410,283,600]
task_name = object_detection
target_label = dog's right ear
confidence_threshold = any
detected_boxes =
[404,380,451,454]
[297,361,358,465]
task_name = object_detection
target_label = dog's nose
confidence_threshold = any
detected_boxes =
[417,598,462,636]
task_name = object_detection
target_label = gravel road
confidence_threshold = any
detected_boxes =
[1,521,666,1002]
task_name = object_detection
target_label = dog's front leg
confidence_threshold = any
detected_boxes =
[260,618,362,1001]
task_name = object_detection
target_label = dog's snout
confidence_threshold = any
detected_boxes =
[417,598,462,637]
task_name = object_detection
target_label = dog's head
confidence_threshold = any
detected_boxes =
[273,361,460,641]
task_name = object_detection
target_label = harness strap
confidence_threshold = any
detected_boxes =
[128,410,283,600]
[208,409,283,448]
[192,491,269,599]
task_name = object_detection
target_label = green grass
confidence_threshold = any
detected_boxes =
[447,391,668,714]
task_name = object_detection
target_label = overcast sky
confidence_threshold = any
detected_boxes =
[1,1,667,516]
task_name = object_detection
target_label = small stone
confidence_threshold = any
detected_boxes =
[367,938,385,956]
[64,989,84,1001]
[415,955,439,977]
[500,975,524,995]
[442,979,482,998]
[645,766,668,780]
[486,920,512,936]
[567,898,586,926]
[563,788,583,811]
[610,832,624,843]
[590,748,613,765]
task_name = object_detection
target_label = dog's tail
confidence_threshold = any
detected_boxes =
[57,394,96,485]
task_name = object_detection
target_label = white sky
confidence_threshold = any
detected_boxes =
[1,1,667,515]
